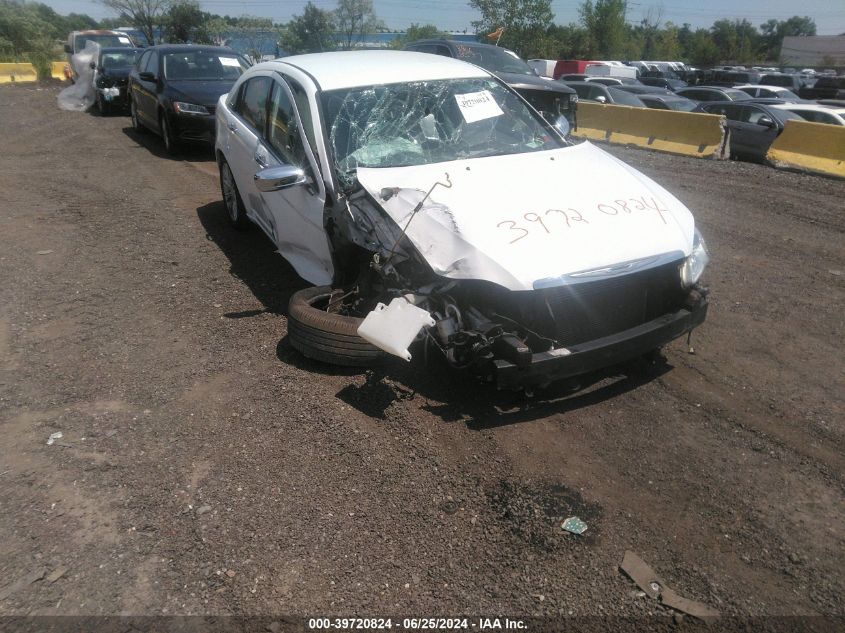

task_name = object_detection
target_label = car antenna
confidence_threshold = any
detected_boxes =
[382,172,452,266]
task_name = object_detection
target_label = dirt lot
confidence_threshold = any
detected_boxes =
[0,82,843,626]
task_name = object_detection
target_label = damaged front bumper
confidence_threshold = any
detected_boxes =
[489,292,708,389]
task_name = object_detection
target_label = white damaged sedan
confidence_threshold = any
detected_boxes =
[215,51,709,389]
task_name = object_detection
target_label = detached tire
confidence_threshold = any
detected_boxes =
[287,286,385,367]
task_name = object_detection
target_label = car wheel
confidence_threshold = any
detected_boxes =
[219,160,250,230]
[97,93,109,116]
[160,112,178,155]
[287,286,386,367]
[130,98,145,133]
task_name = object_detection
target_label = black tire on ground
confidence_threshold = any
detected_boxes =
[287,286,386,367]
[130,98,145,133]
[160,112,178,155]
[97,93,109,116]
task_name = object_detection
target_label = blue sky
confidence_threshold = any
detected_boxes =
[42,0,845,35]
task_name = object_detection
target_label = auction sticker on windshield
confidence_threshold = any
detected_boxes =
[455,90,504,123]
[219,57,241,67]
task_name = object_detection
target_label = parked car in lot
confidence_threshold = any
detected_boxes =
[92,47,143,114]
[129,44,250,153]
[639,75,687,91]
[638,93,699,111]
[587,76,641,86]
[214,51,709,389]
[64,29,136,81]
[696,101,804,162]
[798,76,845,100]
[615,85,674,96]
[735,85,803,101]
[565,82,645,107]
[770,103,845,126]
[676,86,752,102]
[403,40,578,132]
[759,73,805,92]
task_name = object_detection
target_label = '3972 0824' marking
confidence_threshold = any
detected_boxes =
[496,195,669,245]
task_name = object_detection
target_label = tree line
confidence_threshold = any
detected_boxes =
[0,0,822,79]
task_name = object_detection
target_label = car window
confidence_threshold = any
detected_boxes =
[283,76,317,155]
[145,51,158,76]
[724,89,751,101]
[162,51,248,81]
[434,45,452,57]
[452,43,533,76]
[705,103,743,120]
[742,106,770,125]
[236,76,272,133]
[409,44,436,54]
[571,84,591,100]
[588,85,607,100]
[267,82,307,167]
[322,77,563,189]
[641,97,668,109]
[137,50,151,71]
[607,87,643,106]
[757,88,776,98]
[792,109,834,124]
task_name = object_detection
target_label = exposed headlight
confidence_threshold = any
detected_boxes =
[570,93,579,103]
[173,101,209,115]
[680,228,710,287]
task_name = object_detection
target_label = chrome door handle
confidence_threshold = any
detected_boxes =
[227,121,237,132]
[254,153,268,168]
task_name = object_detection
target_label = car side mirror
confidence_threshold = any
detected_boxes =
[595,95,607,104]
[758,116,775,127]
[553,115,571,137]
[64,44,72,54]
[254,165,307,192]
[139,71,155,82]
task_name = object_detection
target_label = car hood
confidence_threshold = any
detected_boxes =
[357,142,695,291]
[166,80,236,108]
[495,71,576,94]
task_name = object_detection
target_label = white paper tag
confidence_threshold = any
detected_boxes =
[219,56,241,67]
[454,90,504,124]
[118,36,130,44]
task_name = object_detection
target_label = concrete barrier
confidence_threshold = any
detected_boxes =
[51,61,70,81]
[572,102,728,159]
[767,119,845,179]
[0,63,38,84]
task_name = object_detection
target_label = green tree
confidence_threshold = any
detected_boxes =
[468,0,553,57]
[281,2,335,54]
[334,0,383,50]
[100,0,171,45]
[389,23,446,49]
[165,0,206,43]
[579,0,628,58]
[760,15,816,61]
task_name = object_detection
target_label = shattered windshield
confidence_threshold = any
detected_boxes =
[322,78,563,188]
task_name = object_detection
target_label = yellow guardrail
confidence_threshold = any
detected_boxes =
[572,102,728,159]
[767,119,845,179]
[51,61,69,80]
[0,63,38,84]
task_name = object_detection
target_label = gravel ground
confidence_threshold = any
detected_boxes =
[0,83,843,627]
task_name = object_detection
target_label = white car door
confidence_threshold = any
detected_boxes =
[223,74,275,237]
[253,78,334,285]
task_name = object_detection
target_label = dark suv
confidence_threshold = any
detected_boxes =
[799,76,845,100]
[403,39,577,132]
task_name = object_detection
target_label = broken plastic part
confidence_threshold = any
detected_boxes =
[57,41,100,112]
[357,298,436,362]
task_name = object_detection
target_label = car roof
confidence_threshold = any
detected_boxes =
[150,44,239,54]
[261,50,490,91]
[408,39,502,52]
[771,103,845,114]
